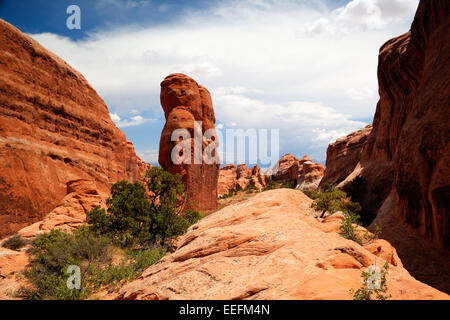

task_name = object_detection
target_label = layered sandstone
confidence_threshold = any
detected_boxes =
[0,19,149,238]
[17,179,107,239]
[217,164,237,197]
[158,74,219,213]
[117,189,448,300]
[272,154,324,189]
[320,125,372,187]
[296,161,325,190]
[320,0,450,293]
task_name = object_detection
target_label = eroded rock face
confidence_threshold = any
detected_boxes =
[272,154,324,189]
[320,125,372,187]
[217,164,237,197]
[17,179,107,239]
[272,154,300,182]
[116,189,448,300]
[158,74,219,213]
[320,0,450,293]
[218,163,267,197]
[297,161,326,190]
[0,19,150,238]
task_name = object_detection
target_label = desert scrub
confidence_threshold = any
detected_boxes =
[1,234,29,250]
[23,228,166,300]
[218,189,237,199]
[306,187,364,244]
[350,260,392,300]
[24,228,112,300]
[88,247,166,289]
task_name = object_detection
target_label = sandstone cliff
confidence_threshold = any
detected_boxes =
[218,163,266,197]
[321,0,450,293]
[117,189,448,300]
[320,125,372,187]
[158,74,219,213]
[272,154,325,190]
[0,19,149,238]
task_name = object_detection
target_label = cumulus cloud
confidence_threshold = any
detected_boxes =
[110,112,155,128]
[30,0,419,162]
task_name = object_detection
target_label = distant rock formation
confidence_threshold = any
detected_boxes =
[116,189,448,300]
[158,74,219,213]
[320,125,372,187]
[0,19,150,238]
[296,161,326,191]
[272,154,324,190]
[218,164,266,197]
[320,0,450,293]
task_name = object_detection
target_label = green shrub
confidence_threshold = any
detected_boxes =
[87,167,197,246]
[182,209,202,225]
[280,180,296,189]
[303,189,322,200]
[339,210,362,245]
[219,189,238,199]
[308,187,364,244]
[23,228,166,300]
[24,229,112,300]
[363,223,382,243]
[88,248,166,289]
[2,234,28,250]
[311,189,347,217]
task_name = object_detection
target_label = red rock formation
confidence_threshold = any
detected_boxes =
[116,189,448,300]
[320,125,372,187]
[217,164,237,197]
[0,19,150,238]
[297,161,325,190]
[321,0,450,293]
[272,154,300,182]
[217,163,267,197]
[272,154,324,189]
[158,74,219,213]
[17,179,107,239]
[236,164,266,192]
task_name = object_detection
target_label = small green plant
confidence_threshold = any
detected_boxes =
[363,223,382,243]
[339,210,362,245]
[308,187,364,245]
[218,189,238,199]
[350,260,392,300]
[2,234,28,250]
[303,189,322,200]
[311,189,347,217]
[244,184,258,193]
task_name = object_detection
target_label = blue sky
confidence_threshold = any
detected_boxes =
[0,0,419,167]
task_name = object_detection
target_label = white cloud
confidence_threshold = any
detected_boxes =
[138,149,159,163]
[110,112,155,128]
[30,0,419,161]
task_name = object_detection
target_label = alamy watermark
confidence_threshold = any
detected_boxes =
[66,5,81,30]
[66,265,81,290]
[169,121,279,169]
